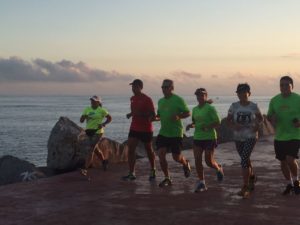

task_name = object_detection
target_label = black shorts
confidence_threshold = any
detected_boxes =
[128,130,153,143]
[274,140,300,161]
[193,140,217,150]
[156,135,183,154]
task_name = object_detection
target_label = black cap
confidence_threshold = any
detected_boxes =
[129,79,143,88]
[236,83,250,93]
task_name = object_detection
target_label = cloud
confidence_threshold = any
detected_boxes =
[171,70,202,79]
[0,57,134,82]
[280,53,300,58]
[229,72,252,79]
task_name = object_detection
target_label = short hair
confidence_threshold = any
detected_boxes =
[236,83,251,93]
[162,79,174,87]
[280,76,294,88]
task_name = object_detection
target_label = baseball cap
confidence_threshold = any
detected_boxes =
[129,79,143,88]
[90,95,101,102]
[195,88,207,95]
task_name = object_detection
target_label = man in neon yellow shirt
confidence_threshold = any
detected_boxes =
[155,79,191,187]
[80,95,112,176]
[267,76,300,195]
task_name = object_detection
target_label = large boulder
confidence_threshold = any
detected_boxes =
[47,117,128,171]
[0,155,45,185]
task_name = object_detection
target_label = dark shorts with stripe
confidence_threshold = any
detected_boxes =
[156,135,183,154]
[128,130,153,143]
[274,140,300,161]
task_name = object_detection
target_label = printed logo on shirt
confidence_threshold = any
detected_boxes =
[237,111,252,124]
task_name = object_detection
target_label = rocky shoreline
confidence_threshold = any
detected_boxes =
[0,116,274,186]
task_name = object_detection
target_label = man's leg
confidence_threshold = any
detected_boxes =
[158,147,169,177]
[127,137,139,174]
[281,160,292,180]
[144,142,156,170]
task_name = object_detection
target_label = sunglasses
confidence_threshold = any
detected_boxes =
[161,86,170,89]
[280,83,291,87]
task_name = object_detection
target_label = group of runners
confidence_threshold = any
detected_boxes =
[79,75,300,198]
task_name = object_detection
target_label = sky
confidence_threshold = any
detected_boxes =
[0,0,300,96]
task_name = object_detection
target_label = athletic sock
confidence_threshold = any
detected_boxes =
[292,176,299,182]
[199,180,205,184]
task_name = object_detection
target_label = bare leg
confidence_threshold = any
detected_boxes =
[204,149,221,171]
[281,160,292,180]
[286,156,299,178]
[193,146,204,180]
[172,153,188,166]
[127,137,139,174]
[158,148,169,177]
[144,142,156,170]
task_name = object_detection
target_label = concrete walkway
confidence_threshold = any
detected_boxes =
[0,136,299,225]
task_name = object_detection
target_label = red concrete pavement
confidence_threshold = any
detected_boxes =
[0,137,299,225]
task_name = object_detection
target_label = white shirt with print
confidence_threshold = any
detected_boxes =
[228,101,261,141]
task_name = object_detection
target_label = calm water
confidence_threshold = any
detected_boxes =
[0,95,271,166]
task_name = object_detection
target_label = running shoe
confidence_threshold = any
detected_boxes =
[216,165,224,182]
[159,177,172,187]
[149,169,156,181]
[102,160,108,171]
[183,160,191,178]
[237,185,250,199]
[80,168,88,176]
[248,174,257,191]
[293,180,300,195]
[122,173,136,181]
[282,184,294,195]
[194,181,207,193]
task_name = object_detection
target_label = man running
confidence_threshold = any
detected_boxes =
[155,79,191,187]
[267,76,300,195]
[122,79,156,181]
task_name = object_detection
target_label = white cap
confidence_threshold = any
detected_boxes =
[90,95,101,102]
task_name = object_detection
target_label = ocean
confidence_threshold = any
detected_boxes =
[0,95,271,166]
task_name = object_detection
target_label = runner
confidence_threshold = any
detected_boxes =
[80,95,112,177]
[267,76,300,195]
[122,79,157,181]
[155,79,191,187]
[186,88,223,193]
[226,83,263,198]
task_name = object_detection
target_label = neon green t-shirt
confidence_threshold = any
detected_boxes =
[157,94,190,137]
[82,106,109,134]
[192,103,220,140]
[267,92,300,141]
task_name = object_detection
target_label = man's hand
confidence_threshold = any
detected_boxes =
[126,112,132,119]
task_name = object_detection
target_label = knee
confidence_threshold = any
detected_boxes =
[158,150,166,160]
[241,160,250,169]
[172,154,180,162]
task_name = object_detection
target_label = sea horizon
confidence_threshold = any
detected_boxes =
[0,95,272,166]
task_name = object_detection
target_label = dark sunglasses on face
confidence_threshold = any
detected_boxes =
[161,86,170,89]
[280,83,291,87]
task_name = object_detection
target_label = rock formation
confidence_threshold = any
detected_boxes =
[0,155,45,185]
[47,117,128,171]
